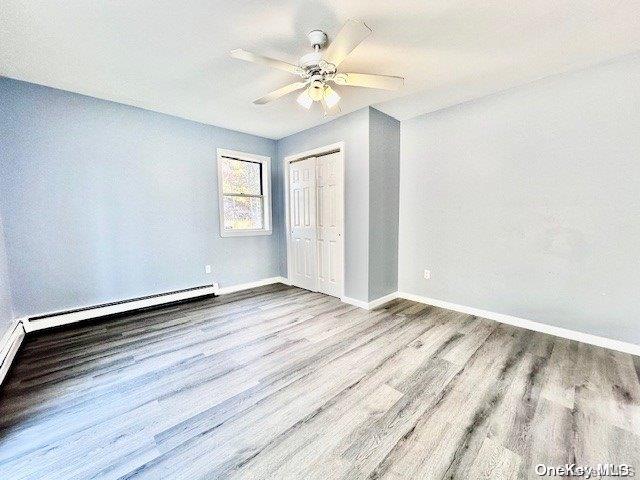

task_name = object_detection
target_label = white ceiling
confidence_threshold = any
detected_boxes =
[2,1,639,139]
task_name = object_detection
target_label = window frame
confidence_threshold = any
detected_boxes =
[217,148,272,237]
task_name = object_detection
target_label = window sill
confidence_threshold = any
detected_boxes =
[220,229,273,238]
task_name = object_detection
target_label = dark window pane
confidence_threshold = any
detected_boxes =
[223,195,264,230]
[221,158,261,195]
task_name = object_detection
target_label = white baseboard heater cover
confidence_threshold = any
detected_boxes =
[23,284,217,333]
[0,320,26,385]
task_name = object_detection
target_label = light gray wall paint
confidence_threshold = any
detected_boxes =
[0,211,14,335]
[277,109,370,302]
[399,52,640,346]
[0,77,281,317]
[368,108,400,301]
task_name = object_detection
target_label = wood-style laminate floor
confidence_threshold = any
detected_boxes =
[1,284,639,479]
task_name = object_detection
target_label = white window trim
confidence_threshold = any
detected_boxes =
[217,148,272,237]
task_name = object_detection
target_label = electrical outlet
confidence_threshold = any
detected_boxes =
[423,269,431,280]
[205,265,212,274]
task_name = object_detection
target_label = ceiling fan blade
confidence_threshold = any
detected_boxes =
[230,49,303,75]
[253,82,308,105]
[323,19,372,68]
[333,72,404,90]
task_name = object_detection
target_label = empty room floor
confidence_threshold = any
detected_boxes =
[1,284,639,479]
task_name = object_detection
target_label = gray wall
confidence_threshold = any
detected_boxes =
[368,108,400,301]
[0,77,281,317]
[277,109,370,302]
[398,52,640,345]
[0,211,14,335]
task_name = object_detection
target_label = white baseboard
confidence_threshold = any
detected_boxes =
[24,286,217,333]
[397,291,640,357]
[340,296,369,309]
[341,291,399,310]
[368,292,400,309]
[215,276,288,295]
[0,319,26,386]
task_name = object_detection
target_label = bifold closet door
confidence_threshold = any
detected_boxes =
[315,152,342,297]
[289,157,317,291]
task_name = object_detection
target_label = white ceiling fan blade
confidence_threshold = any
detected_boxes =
[230,49,302,75]
[333,73,404,90]
[323,19,372,68]
[254,82,308,105]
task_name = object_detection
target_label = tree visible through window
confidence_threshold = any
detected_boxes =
[217,151,271,236]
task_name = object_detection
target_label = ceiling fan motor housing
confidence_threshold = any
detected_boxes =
[301,30,332,74]
[299,51,323,69]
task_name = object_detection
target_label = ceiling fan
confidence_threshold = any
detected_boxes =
[230,19,404,115]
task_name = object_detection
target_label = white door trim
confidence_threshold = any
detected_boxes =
[284,142,346,298]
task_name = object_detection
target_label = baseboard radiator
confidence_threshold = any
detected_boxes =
[0,320,26,385]
[23,284,217,333]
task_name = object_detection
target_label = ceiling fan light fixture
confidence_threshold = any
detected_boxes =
[308,83,325,102]
[323,85,340,109]
[296,89,313,109]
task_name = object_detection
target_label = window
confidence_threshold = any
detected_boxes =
[217,149,272,236]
